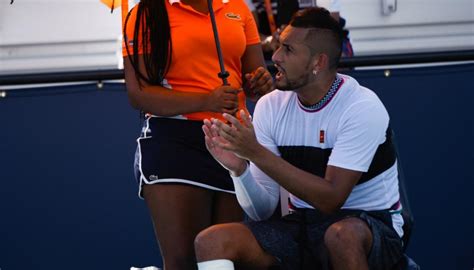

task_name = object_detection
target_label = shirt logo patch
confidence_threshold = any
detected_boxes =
[225,13,241,20]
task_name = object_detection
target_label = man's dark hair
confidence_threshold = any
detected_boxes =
[125,0,172,86]
[290,7,343,69]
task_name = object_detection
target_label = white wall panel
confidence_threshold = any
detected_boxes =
[0,0,122,74]
[340,0,474,55]
[0,0,473,74]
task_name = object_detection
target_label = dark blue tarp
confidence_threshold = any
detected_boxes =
[1,63,473,269]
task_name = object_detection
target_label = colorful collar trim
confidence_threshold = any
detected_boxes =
[297,76,344,113]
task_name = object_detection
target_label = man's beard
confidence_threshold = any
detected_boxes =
[276,71,311,91]
[275,59,313,91]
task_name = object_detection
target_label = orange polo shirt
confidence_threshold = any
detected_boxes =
[123,0,260,121]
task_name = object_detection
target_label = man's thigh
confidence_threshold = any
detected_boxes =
[308,210,403,270]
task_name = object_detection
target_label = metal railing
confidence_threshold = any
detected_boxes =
[1,50,473,86]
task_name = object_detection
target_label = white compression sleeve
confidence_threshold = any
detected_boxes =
[197,259,234,270]
[231,162,280,221]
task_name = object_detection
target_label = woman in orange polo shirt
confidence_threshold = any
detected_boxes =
[123,0,272,269]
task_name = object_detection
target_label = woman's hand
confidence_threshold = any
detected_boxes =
[205,85,241,114]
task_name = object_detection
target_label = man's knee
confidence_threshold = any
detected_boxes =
[324,217,372,254]
[194,223,247,261]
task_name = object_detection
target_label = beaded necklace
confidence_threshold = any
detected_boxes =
[298,75,342,112]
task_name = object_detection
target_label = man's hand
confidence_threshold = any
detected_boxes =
[203,118,247,176]
[205,85,241,114]
[244,67,273,102]
[210,110,262,162]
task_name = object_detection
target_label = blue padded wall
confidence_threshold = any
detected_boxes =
[1,63,473,269]
[0,85,161,269]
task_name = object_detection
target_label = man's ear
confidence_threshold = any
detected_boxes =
[312,53,329,72]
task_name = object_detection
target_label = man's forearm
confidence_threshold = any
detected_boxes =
[230,160,248,177]
[248,144,342,213]
[231,164,280,220]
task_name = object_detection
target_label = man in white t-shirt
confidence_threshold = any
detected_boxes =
[195,7,404,270]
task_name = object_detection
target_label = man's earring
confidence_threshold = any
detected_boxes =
[313,70,318,76]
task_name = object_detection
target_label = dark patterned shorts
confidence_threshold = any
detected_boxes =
[244,208,403,270]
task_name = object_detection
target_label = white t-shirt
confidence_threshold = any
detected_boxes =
[232,74,403,236]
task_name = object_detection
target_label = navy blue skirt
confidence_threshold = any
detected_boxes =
[134,117,235,198]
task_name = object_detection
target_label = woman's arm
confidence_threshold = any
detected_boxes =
[124,56,241,116]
